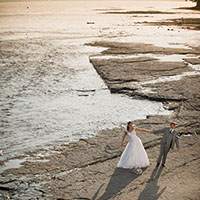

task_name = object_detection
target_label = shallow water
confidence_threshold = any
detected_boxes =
[0,158,27,173]
[0,0,199,160]
[133,71,200,87]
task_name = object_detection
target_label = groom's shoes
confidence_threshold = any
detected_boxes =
[156,163,160,167]
[162,164,166,167]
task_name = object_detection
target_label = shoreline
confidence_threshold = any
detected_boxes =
[1,4,200,199]
[1,40,199,198]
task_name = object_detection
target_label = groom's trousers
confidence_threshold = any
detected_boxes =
[157,144,170,165]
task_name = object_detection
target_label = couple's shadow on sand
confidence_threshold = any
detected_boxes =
[92,167,166,200]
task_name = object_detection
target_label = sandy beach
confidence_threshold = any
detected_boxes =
[0,0,200,199]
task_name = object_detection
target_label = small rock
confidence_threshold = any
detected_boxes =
[87,22,95,24]
[168,102,181,110]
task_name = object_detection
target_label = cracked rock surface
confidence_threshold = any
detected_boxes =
[0,115,200,199]
[88,41,200,135]
[1,42,200,199]
[45,135,200,200]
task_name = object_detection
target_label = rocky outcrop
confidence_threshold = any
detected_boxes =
[90,57,192,83]
[1,115,199,199]
[44,135,200,200]
[137,18,200,30]
[87,41,200,55]
[134,75,200,101]
[103,11,176,14]
[88,42,200,100]
[1,42,200,200]
[88,41,200,138]
[1,127,162,178]
[0,121,163,199]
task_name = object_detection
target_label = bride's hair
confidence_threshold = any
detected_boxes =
[127,121,132,131]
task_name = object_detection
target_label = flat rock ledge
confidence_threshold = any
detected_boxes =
[88,41,200,135]
[1,130,199,199]
[0,41,200,199]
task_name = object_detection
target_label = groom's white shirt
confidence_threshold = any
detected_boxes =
[170,129,174,133]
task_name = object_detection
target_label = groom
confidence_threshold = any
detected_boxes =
[150,122,180,167]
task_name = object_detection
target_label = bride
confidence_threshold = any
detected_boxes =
[117,121,151,170]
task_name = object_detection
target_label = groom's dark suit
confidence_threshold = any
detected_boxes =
[153,127,179,165]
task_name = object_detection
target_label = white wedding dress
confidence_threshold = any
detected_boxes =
[117,126,149,169]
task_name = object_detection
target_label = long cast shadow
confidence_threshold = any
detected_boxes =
[92,167,147,200]
[138,166,166,200]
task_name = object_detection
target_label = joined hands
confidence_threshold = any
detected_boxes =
[149,130,153,134]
